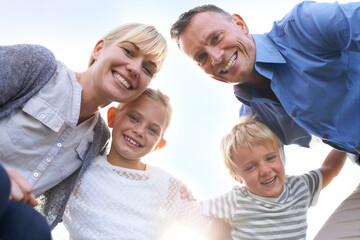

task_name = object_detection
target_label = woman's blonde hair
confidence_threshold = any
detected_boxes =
[89,23,168,75]
[220,115,283,176]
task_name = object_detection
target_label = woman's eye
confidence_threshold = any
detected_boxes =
[123,47,133,56]
[143,66,153,77]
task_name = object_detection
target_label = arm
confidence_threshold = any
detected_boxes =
[204,218,233,240]
[6,168,38,206]
[297,1,360,52]
[0,44,56,108]
[318,149,347,189]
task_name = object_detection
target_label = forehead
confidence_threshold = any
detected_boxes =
[122,96,167,125]
[179,12,231,55]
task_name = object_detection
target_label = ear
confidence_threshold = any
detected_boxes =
[107,106,117,128]
[92,40,105,61]
[153,139,166,152]
[230,171,243,184]
[231,14,249,34]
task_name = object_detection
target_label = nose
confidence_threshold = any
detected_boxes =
[132,124,145,137]
[127,59,142,79]
[259,164,271,177]
[208,47,223,66]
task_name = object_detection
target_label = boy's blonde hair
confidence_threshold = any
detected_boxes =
[117,88,172,137]
[89,23,168,75]
[220,115,283,176]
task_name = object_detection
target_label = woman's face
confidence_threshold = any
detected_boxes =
[91,39,158,104]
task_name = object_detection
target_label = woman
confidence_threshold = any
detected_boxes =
[0,23,167,235]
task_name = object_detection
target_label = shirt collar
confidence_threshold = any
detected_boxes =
[252,34,286,64]
[233,34,285,104]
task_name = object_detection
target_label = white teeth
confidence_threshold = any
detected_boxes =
[222,54,237,72]
[113,72,130,89]
[262,177,276,185]
[125,136,140,147]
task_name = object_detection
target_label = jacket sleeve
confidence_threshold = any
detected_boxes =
[0,44,57,108]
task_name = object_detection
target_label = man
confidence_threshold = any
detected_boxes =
[170,2,360,239]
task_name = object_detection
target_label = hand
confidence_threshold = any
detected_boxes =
[6,168,38,206]
[180,184,196,202]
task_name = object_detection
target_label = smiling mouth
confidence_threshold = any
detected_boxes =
[113,72,130,89]
[124,135,143,147]
[261,176,276,185]
[220,52,237,74]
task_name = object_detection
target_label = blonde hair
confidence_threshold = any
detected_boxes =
[220,115,283,176]
[117,88,172,137]
[89,23,168,75]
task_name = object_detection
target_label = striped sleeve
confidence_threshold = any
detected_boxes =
[203,190,236,221]
[299,170,322,207]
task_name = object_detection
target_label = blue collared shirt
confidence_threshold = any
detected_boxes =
[235,1,360,159]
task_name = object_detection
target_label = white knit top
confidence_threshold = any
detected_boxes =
[63,155,209,240]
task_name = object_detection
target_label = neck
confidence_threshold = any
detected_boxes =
[107,149,146,171]
[246,71,279,103]
[75,71,110,124]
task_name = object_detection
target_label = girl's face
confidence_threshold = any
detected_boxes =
[91,39,158,104]
[107,95,167,169]
[233,143,285,198]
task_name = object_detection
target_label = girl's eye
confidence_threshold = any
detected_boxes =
[148,127,158,135]
[128,115,138,122]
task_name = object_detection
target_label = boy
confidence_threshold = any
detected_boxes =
[62,88,227,239]
[203,115,346,240]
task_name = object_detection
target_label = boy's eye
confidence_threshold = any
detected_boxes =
[245,165,254,171]
[266,156,276,161]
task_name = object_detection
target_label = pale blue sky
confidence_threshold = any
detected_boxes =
[1,0,359,239]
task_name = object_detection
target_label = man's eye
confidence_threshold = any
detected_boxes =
[211,34,221,44]
[197,53,207,66]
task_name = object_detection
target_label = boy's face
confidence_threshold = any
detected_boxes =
[233,143,285,198]
[108,95,167,163]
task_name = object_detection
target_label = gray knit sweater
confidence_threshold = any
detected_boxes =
[0,44,110,229]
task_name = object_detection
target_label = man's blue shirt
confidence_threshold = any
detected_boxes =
[235,1,360,158]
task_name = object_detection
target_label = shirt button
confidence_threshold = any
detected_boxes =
[40,113,46,119]
[322,134,328,139]
[45,157,51,163]
[57,143,62,148]
[33,172,39,178]
[291,112,297,117]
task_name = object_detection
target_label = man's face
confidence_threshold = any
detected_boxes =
[179,12,256,84]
